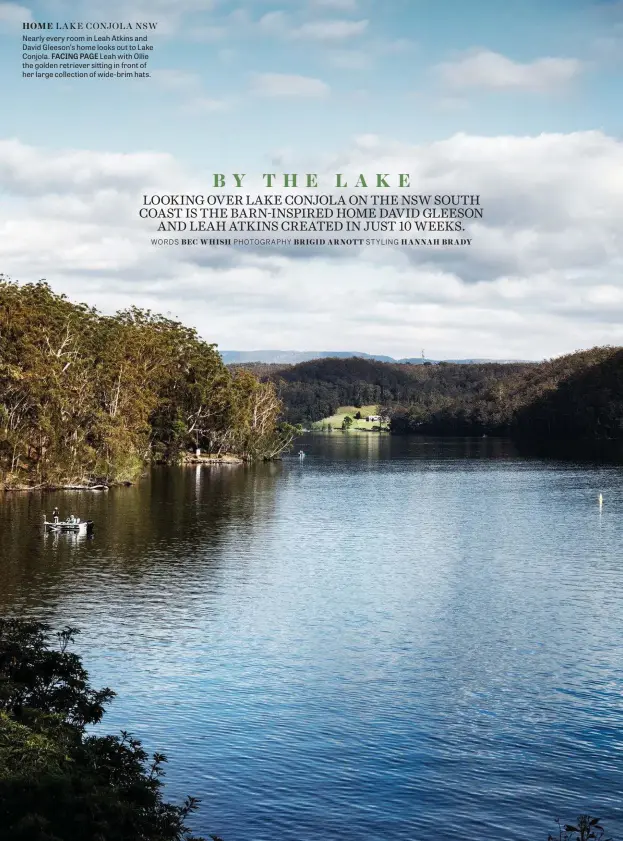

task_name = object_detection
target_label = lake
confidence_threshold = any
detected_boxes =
[1,434,623,841]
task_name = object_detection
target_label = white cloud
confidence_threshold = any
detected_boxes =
[326,38,415,70]
[84,0,215,11]
[436,49,583,92]
[45,0,217,36]
[150,70,229,114]
[434,96,469,112]
[378,38,414,55]
[1,131,623,358]
[218,48,237,63]
[249,73,330,98]
[353,134,381,149]
[256,11,367,41]
[150,69,202,90]
[180,96,230,113]
[186,24,227,42]
[257,10,289,34]
[0,2,32,30]
[0,139,181,196]
[327,49,370,70]
[310,0,358,9]
[292,18,368,40]
[146,0,214,7]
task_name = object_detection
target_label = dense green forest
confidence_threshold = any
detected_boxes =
[246,356,530,428]
[0,279,297,489]
[242,349,623,446]
[236,357,529,426]
[387,347,623,439]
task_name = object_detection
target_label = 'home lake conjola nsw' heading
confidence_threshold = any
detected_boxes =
[23,21,159,30]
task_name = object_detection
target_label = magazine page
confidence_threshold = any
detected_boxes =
[1,1,622,840]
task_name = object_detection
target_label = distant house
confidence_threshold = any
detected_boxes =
[366,415,381,422]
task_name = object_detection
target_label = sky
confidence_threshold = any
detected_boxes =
[1,0,623,359]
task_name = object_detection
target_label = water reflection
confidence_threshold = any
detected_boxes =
[1,438,623,841]
[0,463,281,614]
[303,431,520,462]
[42,530,93,551]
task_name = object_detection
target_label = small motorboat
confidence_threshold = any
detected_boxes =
[43,512,94,535]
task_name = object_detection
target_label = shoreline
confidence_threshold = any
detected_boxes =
[3,482,115,492]
[178,453,245,465]
[2,453,247,491]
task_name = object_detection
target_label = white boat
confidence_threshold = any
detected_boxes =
[43,513,94,534]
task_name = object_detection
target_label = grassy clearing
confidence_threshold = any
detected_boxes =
[311,405,389,431]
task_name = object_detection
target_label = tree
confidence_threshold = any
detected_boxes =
[0,278,296,488]
[0,619,215,841]
[548,816,612,841]
[342,415,353,430]
[377,407,390,428]
[266,348,623,448]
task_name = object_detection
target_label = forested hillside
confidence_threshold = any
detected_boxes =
[259,357,532,427]
[388,348,623,437]
[511,348,623,441]
[251,349,623,446]
[0,279,296,489]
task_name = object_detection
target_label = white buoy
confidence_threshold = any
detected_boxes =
[599,492,603,508]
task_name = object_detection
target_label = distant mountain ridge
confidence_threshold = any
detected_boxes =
[220,350,523,365]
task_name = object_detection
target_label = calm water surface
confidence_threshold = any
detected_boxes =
[2,435,623,841]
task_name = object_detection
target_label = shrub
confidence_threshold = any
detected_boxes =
[549,816,612,841]
[0,619,215,841]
